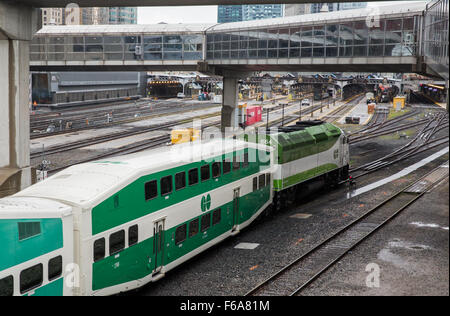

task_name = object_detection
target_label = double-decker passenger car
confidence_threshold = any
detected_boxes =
[0,139,273,296]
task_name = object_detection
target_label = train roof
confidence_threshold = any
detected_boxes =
[0,197,72,219]
[14,138,266,209]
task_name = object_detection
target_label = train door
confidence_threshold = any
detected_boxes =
[232,188,240,231]
[153,219,165,274]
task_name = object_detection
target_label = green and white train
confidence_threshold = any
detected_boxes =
[0,120,349,296]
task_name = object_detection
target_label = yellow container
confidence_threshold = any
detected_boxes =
[171,128,200,144]
[393,96,406,110]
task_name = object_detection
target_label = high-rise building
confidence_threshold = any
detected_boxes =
[40,6,137,27]
[284,4,311,17]
[218,5,243,23]
[41,8,63,26]
[311,2,367,14]
[242,4,284,21]
[109,7,138,24]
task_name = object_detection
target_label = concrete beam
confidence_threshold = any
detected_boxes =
[221,76,240,132]
[0,4,35,196]
[0,2,36,40]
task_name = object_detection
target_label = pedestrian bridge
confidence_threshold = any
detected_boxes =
[30,3,427,74]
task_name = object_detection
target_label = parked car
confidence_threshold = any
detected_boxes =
[177,92,185,98]
[301,99,310,107]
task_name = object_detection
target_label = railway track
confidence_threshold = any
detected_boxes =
[348,108,420,141]
[320,94,364,123]
[349,113,449,180]
[245,161,449,296]
[30,100,219,138]
[36,93,363,174]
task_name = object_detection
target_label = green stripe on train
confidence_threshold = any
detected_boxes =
[273,163,339,190]
[0,218,63,271]
[92,186,270,291]
[91,148,270,235]
[24,278,64,296]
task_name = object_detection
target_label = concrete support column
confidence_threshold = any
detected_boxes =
[0,3,36,197]
[221,76,240,131]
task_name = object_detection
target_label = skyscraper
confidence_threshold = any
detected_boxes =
[109,7,138,24]
[310,2,367,14]
[40,6,137,27]
[242,4,284,21]
[40,8,63,26]
[284,4,311,17]
[218,5,243,23]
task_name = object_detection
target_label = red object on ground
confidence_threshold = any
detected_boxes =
[246,106,262,126]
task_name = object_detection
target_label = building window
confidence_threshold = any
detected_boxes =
[93,238,105,262]
[175,224,187,245]
[109,230,125,255]
[20,264,43,294]
[161,175,173,196]
[145,180,158,201]
[48,256,63,281]
[129,225,139,247]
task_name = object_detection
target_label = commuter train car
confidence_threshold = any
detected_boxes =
[314,91,330,101]
[244,120,349,211]
[0,139,273,296]
[0,121,349,296]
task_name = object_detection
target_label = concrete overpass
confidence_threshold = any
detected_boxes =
[31,3,426,74]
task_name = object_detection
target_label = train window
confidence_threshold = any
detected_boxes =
[201,165,210,182]
[20,264,43,294]
[266,173,271,187]
[232,155,240,171]
[109,230,125,256]
[0,275,13,296]
[243,153,249,168]
[175,172,186,191]
[93,238,105,262]
[145,180,158,201]
[212,162,221,178]
[223,159,231,174]
[48,256,63,281]
[175,224,187,245]
[212,209,221,226]
[253,177,258,192]
[18,222,41,241]
[161,175,173,196]
[189,218,199,237]
[188,168,199,186]
[129,225,139,247]
[259,174,265,188]
[201,213,211,232]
